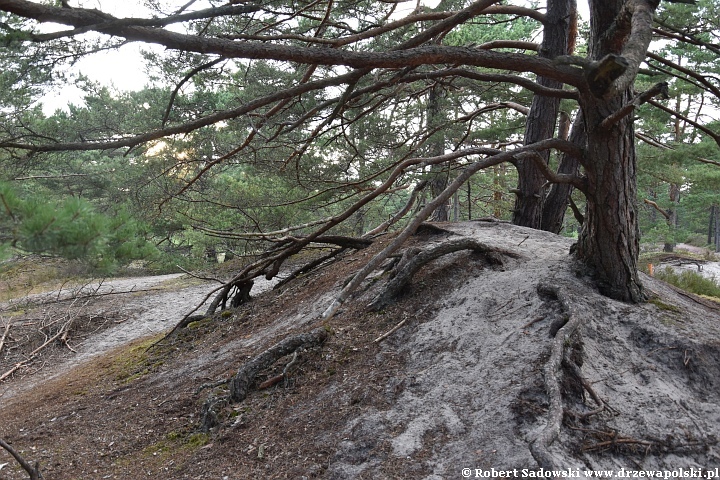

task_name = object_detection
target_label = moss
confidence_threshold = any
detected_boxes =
[648,298,682,313]
[108,334,165,383]
[184,433,210,448]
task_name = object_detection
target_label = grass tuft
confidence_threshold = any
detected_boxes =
[654,267,720,299]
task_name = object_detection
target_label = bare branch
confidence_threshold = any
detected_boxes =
[599,82,668,130]
[162,58,224,126]
[320,138,580,322]
[643,198,671,220]
[614,0,659,93]
[523,151,587,193]
[476,40,539,52]
[647,99,720,148]
[646,52,720,99]
[636,132,720,168]
[364,181,427,237]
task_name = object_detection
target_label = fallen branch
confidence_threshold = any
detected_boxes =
[582,436,655,452]
[0,304,87,382]
[0,321,11,356]
[529,283,584,469]
[373,318,408,343]
[0,438,43,480]
[259,349,300,389]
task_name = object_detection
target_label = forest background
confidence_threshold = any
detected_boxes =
[0,0,719,283]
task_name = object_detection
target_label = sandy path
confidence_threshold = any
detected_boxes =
[1,273,276,399]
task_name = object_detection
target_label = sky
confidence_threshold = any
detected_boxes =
[40,1,592,114]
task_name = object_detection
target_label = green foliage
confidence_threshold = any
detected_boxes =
[0,181,156,272]
[655,267,720,299]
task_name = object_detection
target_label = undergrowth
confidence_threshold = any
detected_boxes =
[654,267,720,299]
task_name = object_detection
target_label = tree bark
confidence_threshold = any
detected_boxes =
[715,207,720,253]
[428,85,449,222]
[709,205,716,246]
[512,0,575,228]
[663,181,680,252]
[574,0,654,303]
[541,114,586,233]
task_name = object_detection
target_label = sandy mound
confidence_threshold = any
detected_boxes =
[1,220,719,478]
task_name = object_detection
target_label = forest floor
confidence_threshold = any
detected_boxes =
[1,221,720,479]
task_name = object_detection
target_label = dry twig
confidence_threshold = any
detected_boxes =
[0,438,43,480]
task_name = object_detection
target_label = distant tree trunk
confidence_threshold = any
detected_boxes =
[716,207,720,253]
[575,0,651,303]
[513,0,575,228]
[709,205,716,246]
[467,181,472,220]
[493,164,506,219]
[541,114,586,233]
[428,85,449,222]
[663,182,679,252]
[452,190,460,222]
[664,99,684,252]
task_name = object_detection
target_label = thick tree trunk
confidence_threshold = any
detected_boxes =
[575,0,650,303]
[576,94,644,302]
[541,114,586,233]
[512,0,575,228]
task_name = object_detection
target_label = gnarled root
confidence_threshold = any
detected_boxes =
[368,239,521,311]
[200,326,328,431]
[530,283,584,469]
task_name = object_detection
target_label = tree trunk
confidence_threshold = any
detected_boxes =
[709,205,716,246]
[512,0,575,228]
[541,114,586,233]
[663,182,679,252]
[715,207,720,253]
[493,164,506,219]
[427,85,449,222]
[575,0,650,303]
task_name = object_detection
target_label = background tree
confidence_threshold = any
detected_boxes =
[0,0,717,303]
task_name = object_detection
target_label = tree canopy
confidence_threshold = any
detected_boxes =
[0,0,718,301]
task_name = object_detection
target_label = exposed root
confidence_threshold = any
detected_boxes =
[564,361,608,420]
[206,279,254,315]
[200,326,328,431]
[228,327,327,402]
[0,437,43,480]
[530,283,584,469]
[369,238,522,311]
